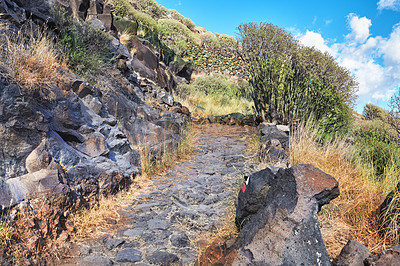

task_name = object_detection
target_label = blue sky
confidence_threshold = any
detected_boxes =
[157,0,400,112]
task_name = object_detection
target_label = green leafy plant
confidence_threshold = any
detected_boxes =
[216,33,238,51]
[237,22,358,134]
[135,0,169,20]
[52,8,111,79]
[190,74,242,98]
[363,103,388,120]
[200,31,220,48]
[170,9,195,30]
[353,120,400,178]
[157,18,200,55]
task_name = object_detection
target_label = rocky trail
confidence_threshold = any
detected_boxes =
[60,124,259,266]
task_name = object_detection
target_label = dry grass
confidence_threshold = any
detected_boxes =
[175,92,254,117]
[289,123,389,257]
[139,123,196,178]
[72,189,136,238]
[0,216,19,248]
[0,24,60,97]
[119,31,132,51]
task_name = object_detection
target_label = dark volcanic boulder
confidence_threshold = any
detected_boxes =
[334,240,370,266]
[222,164,339,265]
[235,168,275,229]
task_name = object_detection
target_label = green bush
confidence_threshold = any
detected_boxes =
[169,9,195,31]
[157,18,200,55]
[52,8,111,79]
[363,103,388,120]
[135,0,168,20]
[108,0,132,17]
[200,31,220,48]
[191,74,244,99]
[237,22,358,133]
[217,34,238,50]
[353,120,400,178]
[108,0,158,29]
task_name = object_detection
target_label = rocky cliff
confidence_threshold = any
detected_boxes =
[0,0,191,260]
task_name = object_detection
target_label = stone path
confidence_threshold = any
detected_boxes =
[62,124,258,265]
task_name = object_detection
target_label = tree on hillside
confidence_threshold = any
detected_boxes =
[386,90,400,136]
[237,22,358,134]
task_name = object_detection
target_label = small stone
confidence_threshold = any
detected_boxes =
[104,238,125,250]
[123,228,145,237]
[148,219,170,230]
[203,169,215,175]
[79,246,92,256]
[123,241,140,248]
[170,232,190,247]
[276,124,290,133]
[146,251,179,265]
[79,255,113,266]
[115,248,142,263]
[334,240,370,266]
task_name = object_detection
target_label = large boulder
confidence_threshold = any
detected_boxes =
[221,164,339,265]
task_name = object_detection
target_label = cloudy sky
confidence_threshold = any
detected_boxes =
[157,0,400,112]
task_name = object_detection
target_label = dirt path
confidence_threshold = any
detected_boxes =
[61,124,259,265]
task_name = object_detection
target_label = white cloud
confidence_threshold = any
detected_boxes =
[298,14,400,109]
[299,30,337,56]
[346,14,372,43]
[380,25,400,67]
[377,0,400,10]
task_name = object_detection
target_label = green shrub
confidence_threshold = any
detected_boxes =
[363,103,388,120]
[217,34,238,50]
[353,120,400,178]
[191,74,244,99]
[52,8,111,79]
[108,0,132,17]
[200,31,220,48]
[108,0,158,29]
[237,22,358,134]
[157,18,200,55]
[195,26,207,34]
[135,0,168,20]
[169,9,195,31]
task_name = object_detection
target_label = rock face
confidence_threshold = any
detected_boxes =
[55,0,114,30]
[0,5,190,257]
[0,0,190,213]
[221,164,339,265]
[127,37,177,92]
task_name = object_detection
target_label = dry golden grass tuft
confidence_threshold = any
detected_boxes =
[0,216,19,248]
[139,123,196,178]
[72,189,137,238]
[119,31,132,51]
[175,92,254,118]
[0,24,60,97]
[289,123,388,257]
